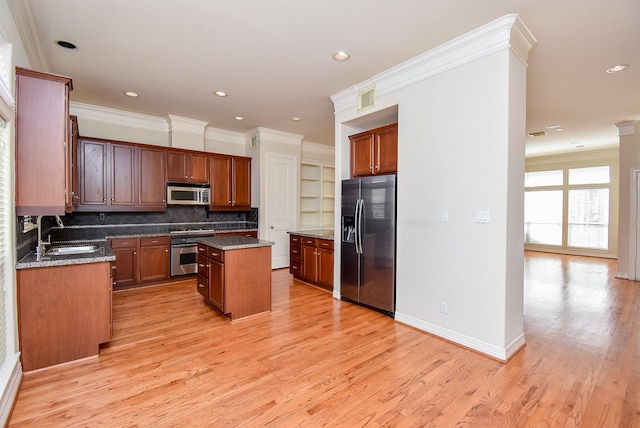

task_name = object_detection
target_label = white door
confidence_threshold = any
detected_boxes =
[266,153,297,269]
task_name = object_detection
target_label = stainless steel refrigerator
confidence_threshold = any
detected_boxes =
[341,175,396,316]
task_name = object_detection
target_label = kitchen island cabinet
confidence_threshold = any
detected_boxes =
[349,123,398,177]
[196,236,273,320]
[15,67,73,215]
[17,261,112,372]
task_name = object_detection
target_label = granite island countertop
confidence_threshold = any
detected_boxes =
[196,235,274,251]
[287,229,335,240]
[16,240,115,269]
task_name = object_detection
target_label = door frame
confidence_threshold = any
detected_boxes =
[631,168,640,280]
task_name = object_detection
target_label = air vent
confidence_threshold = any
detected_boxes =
[527,131,547,137]
[357,86,376,112]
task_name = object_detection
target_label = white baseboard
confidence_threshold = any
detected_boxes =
[0,354,22,426]
[394,312,525,361]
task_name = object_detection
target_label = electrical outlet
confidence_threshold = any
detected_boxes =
[440,301,448,314]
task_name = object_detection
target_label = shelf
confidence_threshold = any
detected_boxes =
[299,162,335,229]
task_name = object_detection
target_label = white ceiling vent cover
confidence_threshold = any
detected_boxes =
[357,86,376,112]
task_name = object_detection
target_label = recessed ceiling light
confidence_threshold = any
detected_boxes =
[214,91,228,97]
[333,51,350,61]
[606,64,628,73]
[546,124,562,129]
[124,91,138,97]
[291,117,301,122]
[234,116,244,121]
[575,144,585,148]
[55,40,77,50]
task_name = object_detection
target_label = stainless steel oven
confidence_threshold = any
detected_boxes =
[170,230,214,276]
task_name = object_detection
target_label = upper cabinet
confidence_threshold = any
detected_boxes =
[167,150,209,184]
[15,68,73,215]
[349,123,398,178]
[76,138,166,212]
[209,155,251,210]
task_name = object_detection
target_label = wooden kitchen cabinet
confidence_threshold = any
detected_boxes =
[289,234,333,291]
[17,261,112,371]
[167,150,209,184]
[210,154,251,210]
[349,123,398,177]
[197,243,271,320]
[111,236,170,288]
[139,236,170,282]
[76,138,166,212]
[15,67,73,215]
[111,238,139,287]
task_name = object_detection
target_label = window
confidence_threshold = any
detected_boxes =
[525,165,612,252]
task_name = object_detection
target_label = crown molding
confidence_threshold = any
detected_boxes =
[167,114,208,135]
[70,102,169,133]
[301,141,334,157]
[252,127,304,146]
[205,126,246,146]
[331,14,536,114]
[7,0,48,71]
[616,120,639,136]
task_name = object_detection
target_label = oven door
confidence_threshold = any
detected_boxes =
[171,243,198,276]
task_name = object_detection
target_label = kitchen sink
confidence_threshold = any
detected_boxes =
[47,244,100,256]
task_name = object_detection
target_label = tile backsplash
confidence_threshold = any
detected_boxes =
[16,206,258,261]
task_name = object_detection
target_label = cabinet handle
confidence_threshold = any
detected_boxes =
[198,264,206,268]
[198,283,205,288]
[211,252,219,257]
[198,248,205,252]
[165,249,169,253]
[292,266,298,270]
[133,251,137,255]
[111,265,116,270]
[292,250,298,254]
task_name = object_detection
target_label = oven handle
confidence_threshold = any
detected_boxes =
[171,243,198,248]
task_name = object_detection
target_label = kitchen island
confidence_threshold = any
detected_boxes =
[196,235,274,320]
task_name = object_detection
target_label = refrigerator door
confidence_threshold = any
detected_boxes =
[340,178,361,303]
[359,175,396,313]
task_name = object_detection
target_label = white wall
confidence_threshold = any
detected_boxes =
[332,15,534,360]
[616,121,640,278]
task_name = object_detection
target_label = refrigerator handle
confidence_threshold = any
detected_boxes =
[358,199,365,254]
[354,198,361,254]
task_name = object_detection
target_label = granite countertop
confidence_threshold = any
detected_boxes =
[288,229,335,240]
[16,241,115,270]
[196,235,274,251]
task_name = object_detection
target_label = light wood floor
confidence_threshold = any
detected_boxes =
[8,252,640,427]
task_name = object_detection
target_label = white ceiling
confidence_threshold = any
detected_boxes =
[10,0,640,157]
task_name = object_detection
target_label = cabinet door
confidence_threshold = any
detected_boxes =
[111,143,136,206]
[232,157,251,207]
[78,140,108,206]
[210,155,232,207]
[112,247,138,287]
[350,133,374,177]
[375,124,398,175]
[138,146,167,207]
[190,153,210,184]
[139,244,170,282]
[301,245,318,283]
[317,248,334,290]
[167,151,188,182]
[208,259,225,312]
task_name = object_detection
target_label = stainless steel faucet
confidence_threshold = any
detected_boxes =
[35,215,64,260]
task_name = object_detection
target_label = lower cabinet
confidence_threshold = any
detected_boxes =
[17,262,112,371]
[196,243,271,320]
[111,236,170,288]
[289,234,333,291]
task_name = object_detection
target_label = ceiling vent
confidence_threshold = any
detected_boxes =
[357,86,376,112]
[527,131,547,137]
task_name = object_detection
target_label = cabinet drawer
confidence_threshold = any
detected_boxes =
[290,259,302,277]
[110,238,138,249]
[290,243,302,261]
[302,237,317,247]
[140,236,170,246]
[196,274,208,298]
[290,234,301,244]
[318,239,333,250]
[208,248,224,263]
[197,244,208,255]
[197,255,209,277]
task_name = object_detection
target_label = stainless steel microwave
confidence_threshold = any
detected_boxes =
[167,184,210,205]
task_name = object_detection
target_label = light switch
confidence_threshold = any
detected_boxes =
[475,210,490,223]
[440,210,449,223]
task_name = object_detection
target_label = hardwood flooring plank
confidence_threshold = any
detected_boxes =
[8,253,640,427]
